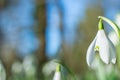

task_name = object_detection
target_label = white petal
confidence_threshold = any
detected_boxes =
[86,36,96,66]
[109,39,116,64]
[108,31,119,46]
[53,72,61,80]
[96,30,110,64]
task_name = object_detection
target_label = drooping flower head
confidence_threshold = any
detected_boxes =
[53,64,61,80]
[86,19,116,66]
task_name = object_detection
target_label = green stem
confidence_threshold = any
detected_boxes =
[98,16,120,38]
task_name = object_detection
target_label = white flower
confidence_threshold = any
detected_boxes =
[86,29,116,66]
[53,64,61,80]
[53,71,61,80]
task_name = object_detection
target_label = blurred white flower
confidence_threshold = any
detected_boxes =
[53,72,61,80]
[53,64,61,80]
[86,29,116,66]
[23,55,36,76]
[11,61,23,74]
[42,60,58,76]
[0,61,6,80]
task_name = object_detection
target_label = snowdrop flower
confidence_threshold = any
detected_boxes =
[86,19,116,66]
[53,64,61,80]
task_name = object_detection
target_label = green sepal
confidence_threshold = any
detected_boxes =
[56,64,61,72]
[98,19,104,30]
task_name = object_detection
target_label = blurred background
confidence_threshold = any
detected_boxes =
[0,0,120,80]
